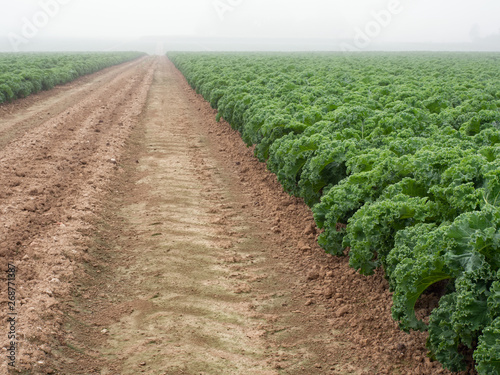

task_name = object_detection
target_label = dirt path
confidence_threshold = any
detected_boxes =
[1,57,456,375]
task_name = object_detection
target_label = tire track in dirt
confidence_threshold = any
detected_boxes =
[0,57,156,374]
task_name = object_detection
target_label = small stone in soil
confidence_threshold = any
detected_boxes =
[335,305,349,317]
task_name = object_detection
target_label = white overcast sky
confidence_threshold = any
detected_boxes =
[1,0,500,45]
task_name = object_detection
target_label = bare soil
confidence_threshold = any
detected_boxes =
[0,56,470,375]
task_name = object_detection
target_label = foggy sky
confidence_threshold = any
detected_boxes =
[1,0,500,52]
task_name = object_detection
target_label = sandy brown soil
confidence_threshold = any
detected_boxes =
[0,57,473,374]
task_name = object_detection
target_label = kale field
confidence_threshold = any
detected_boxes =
[169,52,500,374]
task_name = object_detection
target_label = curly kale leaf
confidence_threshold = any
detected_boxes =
[428,293,467,372]
[475,275,500,374]
[267,132,321,196]
[313,151,409,254]
[346,194,438,275]
[298,139,354,206]
[451,259,494,348]
[427,261,495,373]
[391,250,451,331]
[474,316,500,375]
[391,208,500,333]
[446,207,500,270]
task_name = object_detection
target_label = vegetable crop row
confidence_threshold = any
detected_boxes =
[0,51,146,104]
[169,51,500,374]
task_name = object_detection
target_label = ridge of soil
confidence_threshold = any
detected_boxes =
[0,56,467,374]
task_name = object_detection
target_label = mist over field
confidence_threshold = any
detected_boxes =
[1,0,499,53]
